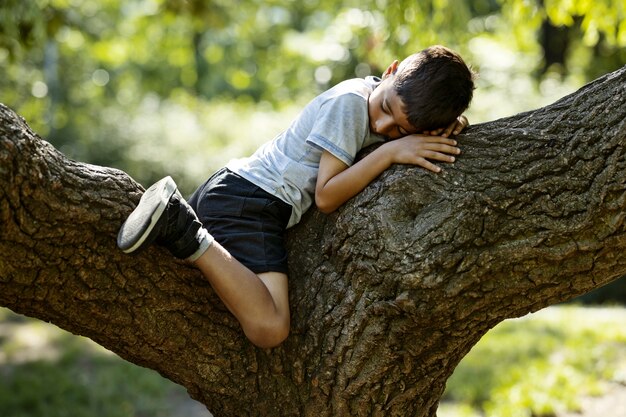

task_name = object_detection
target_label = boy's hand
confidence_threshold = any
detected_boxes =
[423,115,469,138]
[383,134,460,173]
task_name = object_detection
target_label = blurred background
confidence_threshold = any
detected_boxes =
[1,0,625,416]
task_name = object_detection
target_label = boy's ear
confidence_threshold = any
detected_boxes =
[382,60,400,79]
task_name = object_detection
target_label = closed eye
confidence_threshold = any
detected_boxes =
[383,98,410,136]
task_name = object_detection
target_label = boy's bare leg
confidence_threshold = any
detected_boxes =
[193,241,290,349]
[116,176,289,348]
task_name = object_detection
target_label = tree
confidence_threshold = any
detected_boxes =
[1,65,625,417]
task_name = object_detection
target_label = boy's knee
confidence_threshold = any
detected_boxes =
[245,318,290,349]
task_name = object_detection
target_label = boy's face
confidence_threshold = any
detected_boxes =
[368,60,417,140]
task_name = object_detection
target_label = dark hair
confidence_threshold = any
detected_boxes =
[393,45,476,131]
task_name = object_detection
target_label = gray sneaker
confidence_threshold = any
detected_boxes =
[117,176,204,259]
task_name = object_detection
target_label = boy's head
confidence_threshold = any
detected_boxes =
[368,45,476,139]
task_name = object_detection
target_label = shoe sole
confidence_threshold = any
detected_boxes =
[117,176,177,254]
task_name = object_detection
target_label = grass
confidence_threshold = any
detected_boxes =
[1,306,626,416]
[441,305,626,417]
[0,308,206,417]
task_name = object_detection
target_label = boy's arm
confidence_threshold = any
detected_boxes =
[315,135,460,214]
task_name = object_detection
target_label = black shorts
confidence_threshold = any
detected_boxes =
[187,168,292,274]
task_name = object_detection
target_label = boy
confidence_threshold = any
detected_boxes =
[117,45,475,348]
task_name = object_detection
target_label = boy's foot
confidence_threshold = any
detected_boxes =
[117,176,212,260]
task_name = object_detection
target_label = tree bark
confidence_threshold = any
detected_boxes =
[1,65,625,417]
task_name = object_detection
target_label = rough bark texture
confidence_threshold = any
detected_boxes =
[1,66,625,417]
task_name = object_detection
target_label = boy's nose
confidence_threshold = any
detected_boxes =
[374,114,393,136]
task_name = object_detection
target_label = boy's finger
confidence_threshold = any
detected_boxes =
[418,158,442,173]
[422,136,457,146]
[429,144,460,155]
[454,116,469,134]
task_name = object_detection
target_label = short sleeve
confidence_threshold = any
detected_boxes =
[305,93,369,166]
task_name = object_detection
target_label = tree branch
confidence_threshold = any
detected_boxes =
[1,65,625,416]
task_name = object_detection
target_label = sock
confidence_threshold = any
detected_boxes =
[186,227,214,262]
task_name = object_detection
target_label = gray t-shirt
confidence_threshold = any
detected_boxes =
[226,76,384,228]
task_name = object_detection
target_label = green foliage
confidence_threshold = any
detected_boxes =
[0,0,624,187]
[98,91,300,194]
[443,306,626,416]
[503,0,626,80]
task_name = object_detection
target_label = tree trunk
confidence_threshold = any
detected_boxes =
[1,65,625,417]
